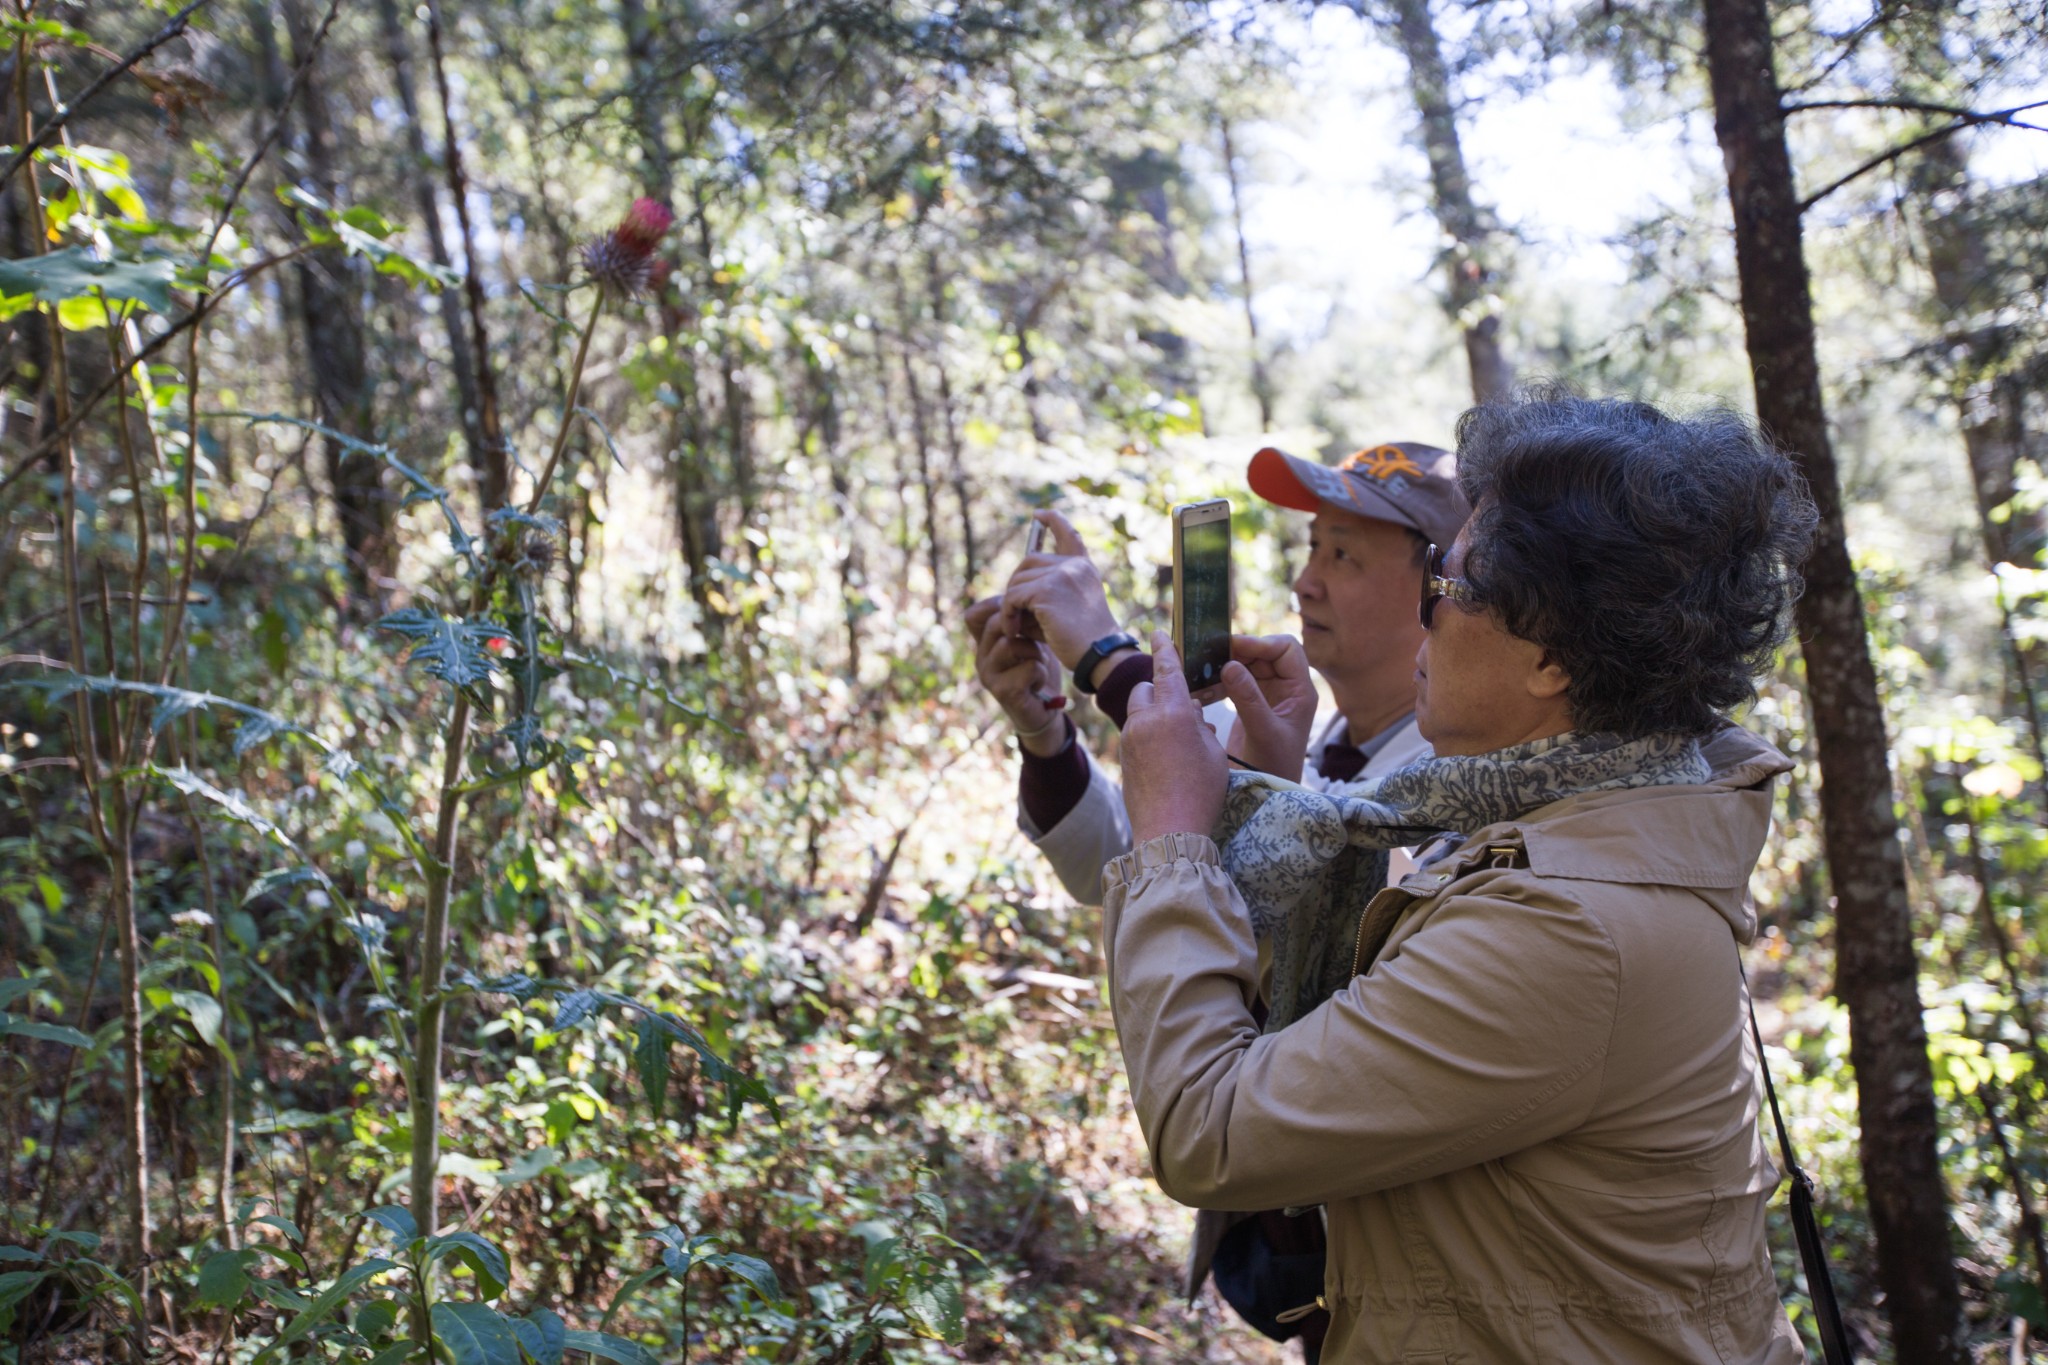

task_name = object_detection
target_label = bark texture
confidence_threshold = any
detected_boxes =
[1379,0,1513,405]
[278,0,389,606]
[1914,139,2045,570]
[1701,0,1967,1357]
[373,0,496,511]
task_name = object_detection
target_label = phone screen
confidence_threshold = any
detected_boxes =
[1178,515,1231,690]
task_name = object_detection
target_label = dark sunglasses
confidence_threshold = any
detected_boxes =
[1420,543,1480,630]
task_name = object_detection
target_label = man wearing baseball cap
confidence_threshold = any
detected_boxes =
[968,439,1471,905]
[965,440,1470,1360]
[966,438,1470,1356]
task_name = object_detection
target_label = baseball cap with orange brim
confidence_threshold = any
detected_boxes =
[1247,441,1470,549]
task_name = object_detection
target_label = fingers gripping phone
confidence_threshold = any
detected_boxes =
[1172,499,1232,691]
[1021,511,1065,710]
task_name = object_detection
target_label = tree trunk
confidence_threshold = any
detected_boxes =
[1914,140,2045,570]
[372,0,495,510]
[925,251,978,600]
[1219,115,1274,432]
[618,0,723,639]
[422,0,510,513]
[278,0,388,609]
[1701,0,1967,1357]
[1373,0,1513,405]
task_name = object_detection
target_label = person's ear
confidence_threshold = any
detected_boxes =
[1527,648,1571,702]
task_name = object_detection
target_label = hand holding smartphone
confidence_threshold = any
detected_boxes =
[1171,499,1232,692]
[1020,510,1065,711]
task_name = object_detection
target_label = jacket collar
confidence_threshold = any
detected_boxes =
[1417,725,1792,896]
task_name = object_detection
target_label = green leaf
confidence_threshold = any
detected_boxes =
[700,1252,782,1308]
[0,976,42,1010]
[361,1205,419,1245]
[551,990,601,1031]
[169,989,224,1049]
[432,1300,523,1365]
[244,1219,301,1252]
[597,1265,665,1333]
[0,1247,40,1263]
[253,1257,397,1361]
[34,876,61,914]
[56,293,115,330]
[194,1249,260,1309]
[334,214,459,289]
[244,866,321,906]
[901,1270,965,1343]
[426,1232,510,1301]
[513,1307,565,1365]
[377,609,505,690]
[257,607,291,679]
[0,1269,49,1311]
[632,1016,669,1122]
[864,1236,905,1295]
[366,1343,417,1365]
[0,1017,94,1048]
[558,1329,660,1365]
[355,1295,402,1341]
[495,1146,560,1186]
[0,247,179,313]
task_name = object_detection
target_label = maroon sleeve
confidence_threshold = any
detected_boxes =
[1018,716,1087,831]
[1094,652,1154,729]
[1017,653,1154,832]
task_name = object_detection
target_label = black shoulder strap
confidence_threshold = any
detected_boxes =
[1745,975,1857,1365]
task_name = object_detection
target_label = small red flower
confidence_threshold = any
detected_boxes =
[485,636,511,654]
[616,197,674,254]
[581,196,675,297]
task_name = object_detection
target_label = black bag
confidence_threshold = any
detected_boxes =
[1209,1208,1329,1346]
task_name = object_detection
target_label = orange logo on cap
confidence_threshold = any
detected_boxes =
[1342,445,1424,481]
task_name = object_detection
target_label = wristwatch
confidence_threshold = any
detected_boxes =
[1071,631,1141,695]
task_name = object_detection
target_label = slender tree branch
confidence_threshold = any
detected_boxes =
[0,0,215,193]
[1800,103,2048,213]
[525,292,606,516]
[1784,96,2047,118]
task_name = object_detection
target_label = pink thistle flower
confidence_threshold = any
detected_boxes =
[581,196,675,296]
[617,197,674,253]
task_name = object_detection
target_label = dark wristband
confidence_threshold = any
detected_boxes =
[1072,631,1140,695]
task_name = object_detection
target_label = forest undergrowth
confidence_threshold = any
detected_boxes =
[2,0,2046,1361]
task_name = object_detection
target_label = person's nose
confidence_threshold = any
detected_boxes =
[1293,561,1320,603]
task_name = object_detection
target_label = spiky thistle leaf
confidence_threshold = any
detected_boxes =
[377,609,507,691]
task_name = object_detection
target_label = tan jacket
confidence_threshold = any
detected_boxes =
[1102,727,1805,1363]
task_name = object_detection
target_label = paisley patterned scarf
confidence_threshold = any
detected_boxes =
[1216,730,1710,1032]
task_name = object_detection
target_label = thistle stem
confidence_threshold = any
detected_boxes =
[526,290,606,518]
[407,281,606,1352]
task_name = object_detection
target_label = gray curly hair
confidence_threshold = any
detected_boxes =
[1452,387,1819,738]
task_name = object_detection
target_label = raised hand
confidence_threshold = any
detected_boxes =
[1122,631,1228,846]
[1219,634,1317,782]
[999,510,1128,680]
[966,595,1067,755]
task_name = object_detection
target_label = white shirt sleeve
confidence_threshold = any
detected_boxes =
[1017,747,1133,908]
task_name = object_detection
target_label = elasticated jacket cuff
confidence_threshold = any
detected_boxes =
[1103,831,1221,891]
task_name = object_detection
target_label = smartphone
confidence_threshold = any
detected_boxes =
[1025,515,1048,557]
[1171,499,1232,691]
